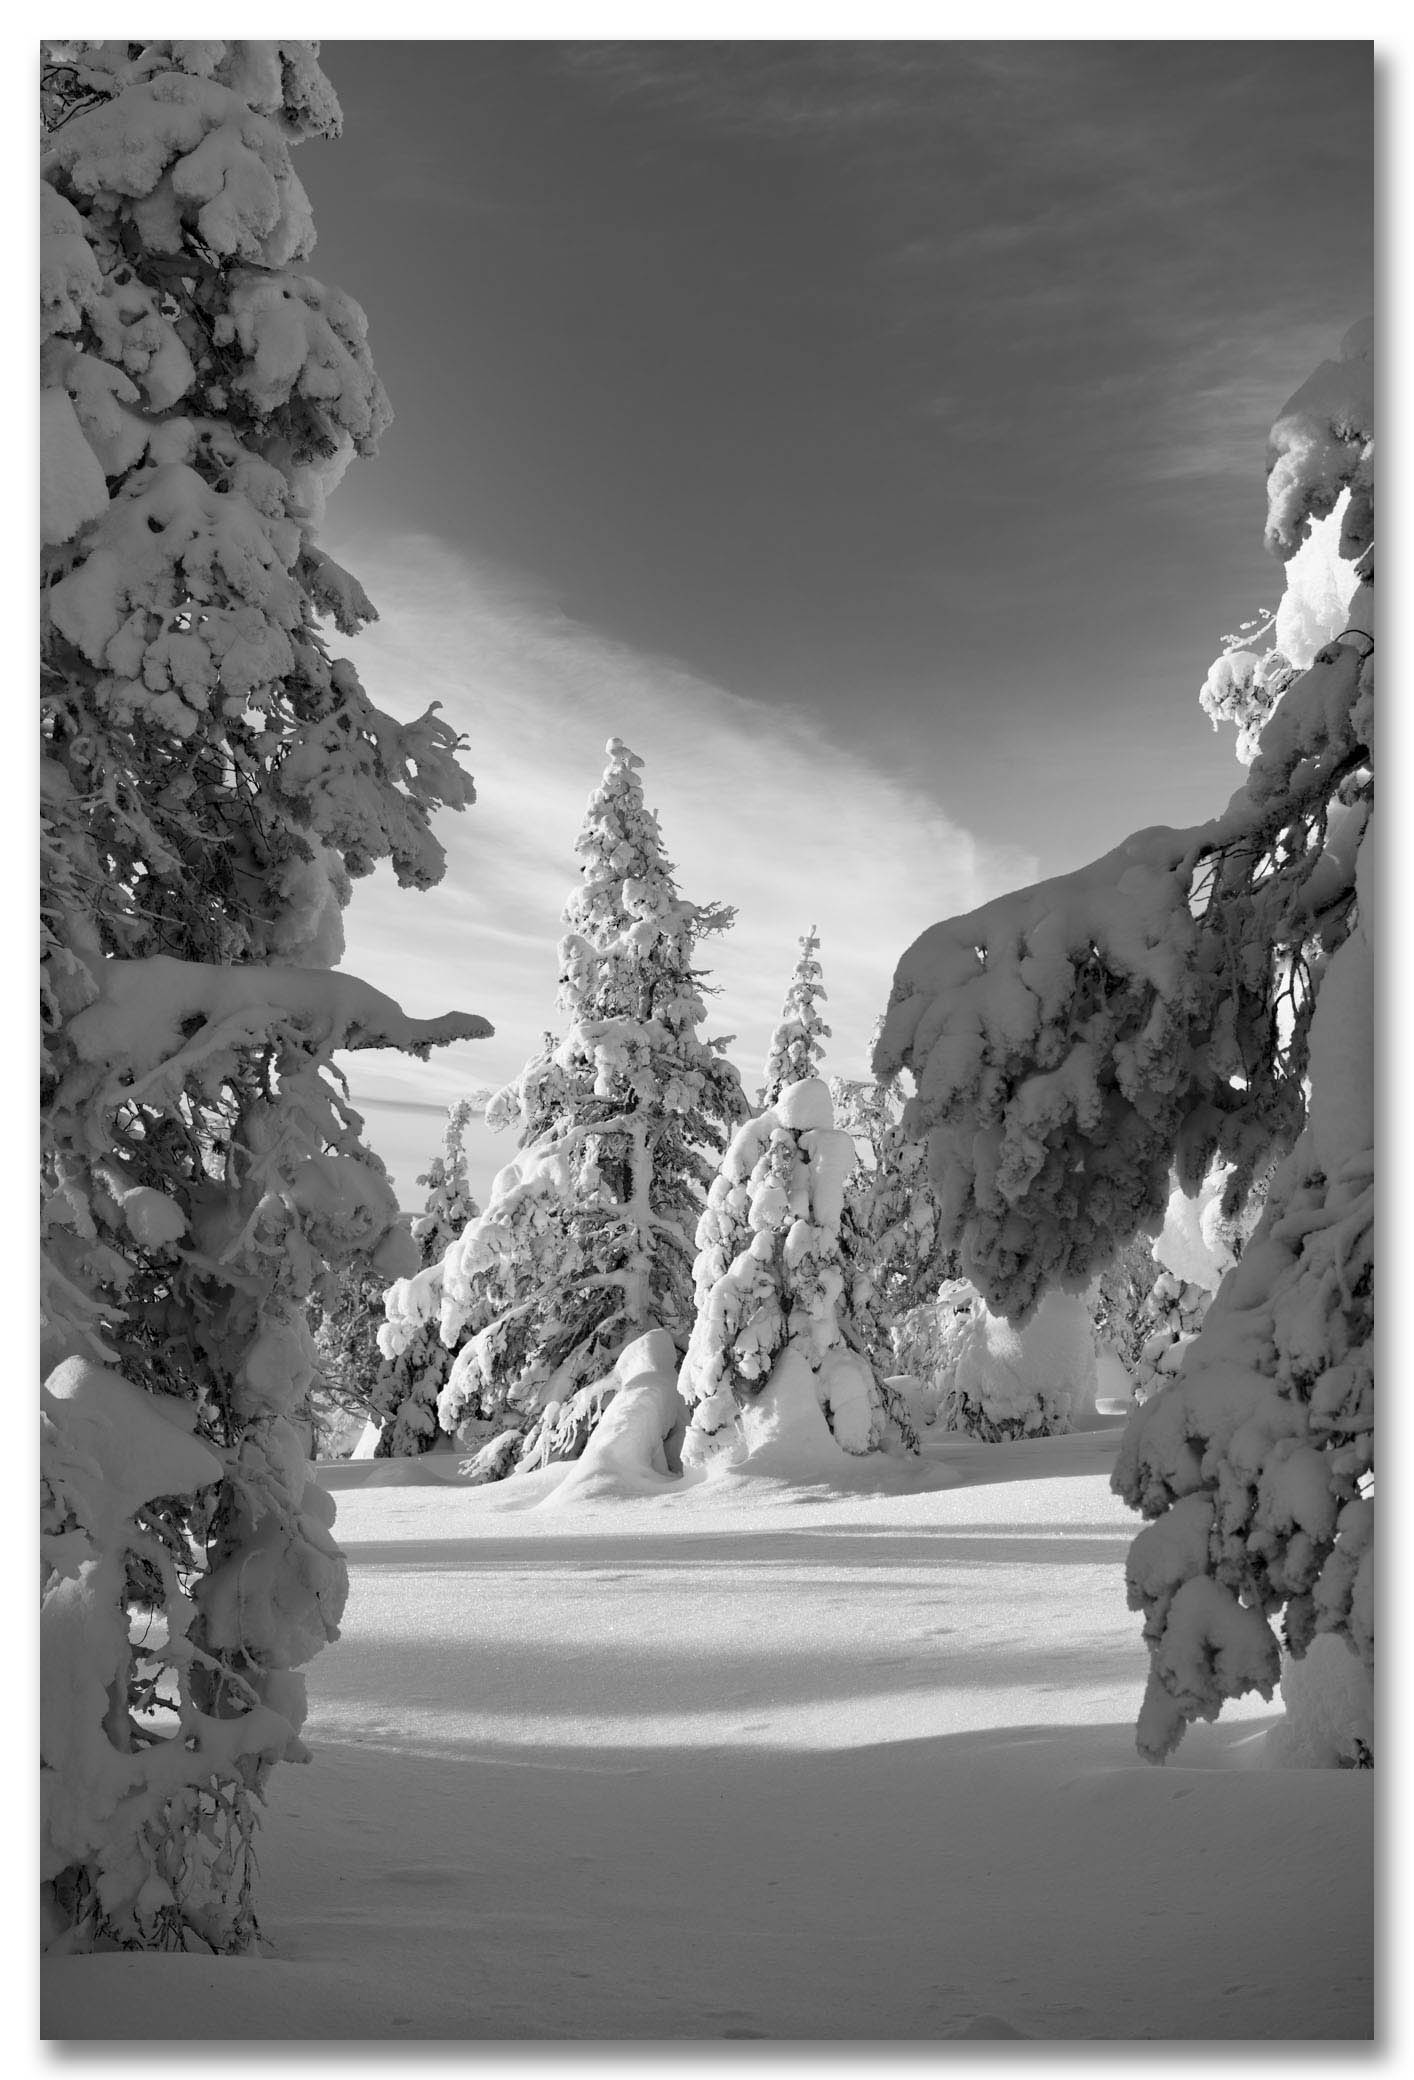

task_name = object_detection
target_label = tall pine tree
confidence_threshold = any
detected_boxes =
[383,740,747,1473]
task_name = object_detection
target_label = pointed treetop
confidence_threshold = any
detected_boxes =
[761,926,833,1106]
[556,739,740,1030]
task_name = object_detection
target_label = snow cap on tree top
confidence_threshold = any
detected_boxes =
[605,737,643,768]
[775,1076,834,1132]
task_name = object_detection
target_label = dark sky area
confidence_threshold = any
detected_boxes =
[302,40,1372,877]
[291,40,1372,1201]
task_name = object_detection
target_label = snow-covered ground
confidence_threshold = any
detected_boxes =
[42,1412,1372,2043]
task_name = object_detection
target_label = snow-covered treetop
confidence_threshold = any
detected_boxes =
[559,737,735,1039]
[411,1098,481,1264]
[761,927,832,1106]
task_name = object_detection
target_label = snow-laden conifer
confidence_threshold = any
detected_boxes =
[367,1101,481,1455]
[761,927,830,1105]
[307,1258,395,1446]
[831,1061,948,1369]
[383,741,746,1473]
[679,1076,918,1466]
[40,42,487,1952]
[876,321,1374,1761]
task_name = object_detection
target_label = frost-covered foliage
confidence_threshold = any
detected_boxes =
[832,1065,949,1364]
[383,741,747,1476]
[761,927,831,1105]
[877,322,1373,1761]
[367,1101,480,1456]
[1101,1260,1212,1407]
[307,1257,398,1441]
[679,1077,918,1466]
[40,43,487,1953]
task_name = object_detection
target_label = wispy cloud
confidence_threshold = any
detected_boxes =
[324,523,1035,1204]
[555,41,1369,492]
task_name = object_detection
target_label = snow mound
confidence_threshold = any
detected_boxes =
[1264,1632,1373,1770]
[733,1344,857,1477]
[537,1330,688,1507]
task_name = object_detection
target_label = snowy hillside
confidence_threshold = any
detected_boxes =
[43,1422,1372,2041]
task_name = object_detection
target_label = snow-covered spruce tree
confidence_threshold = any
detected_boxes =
[679,1076,918,1467]
[306,1256,395,1441]
[40,42,487,1952]
[876,321,1373,1761]
[831,1060,949,1368]
[409,1096,482,1261]
[761,926,831,1105]
[367,1099,481,1455]
[383,740,748,1475]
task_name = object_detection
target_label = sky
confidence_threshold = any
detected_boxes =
[292,39,1374,1208]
